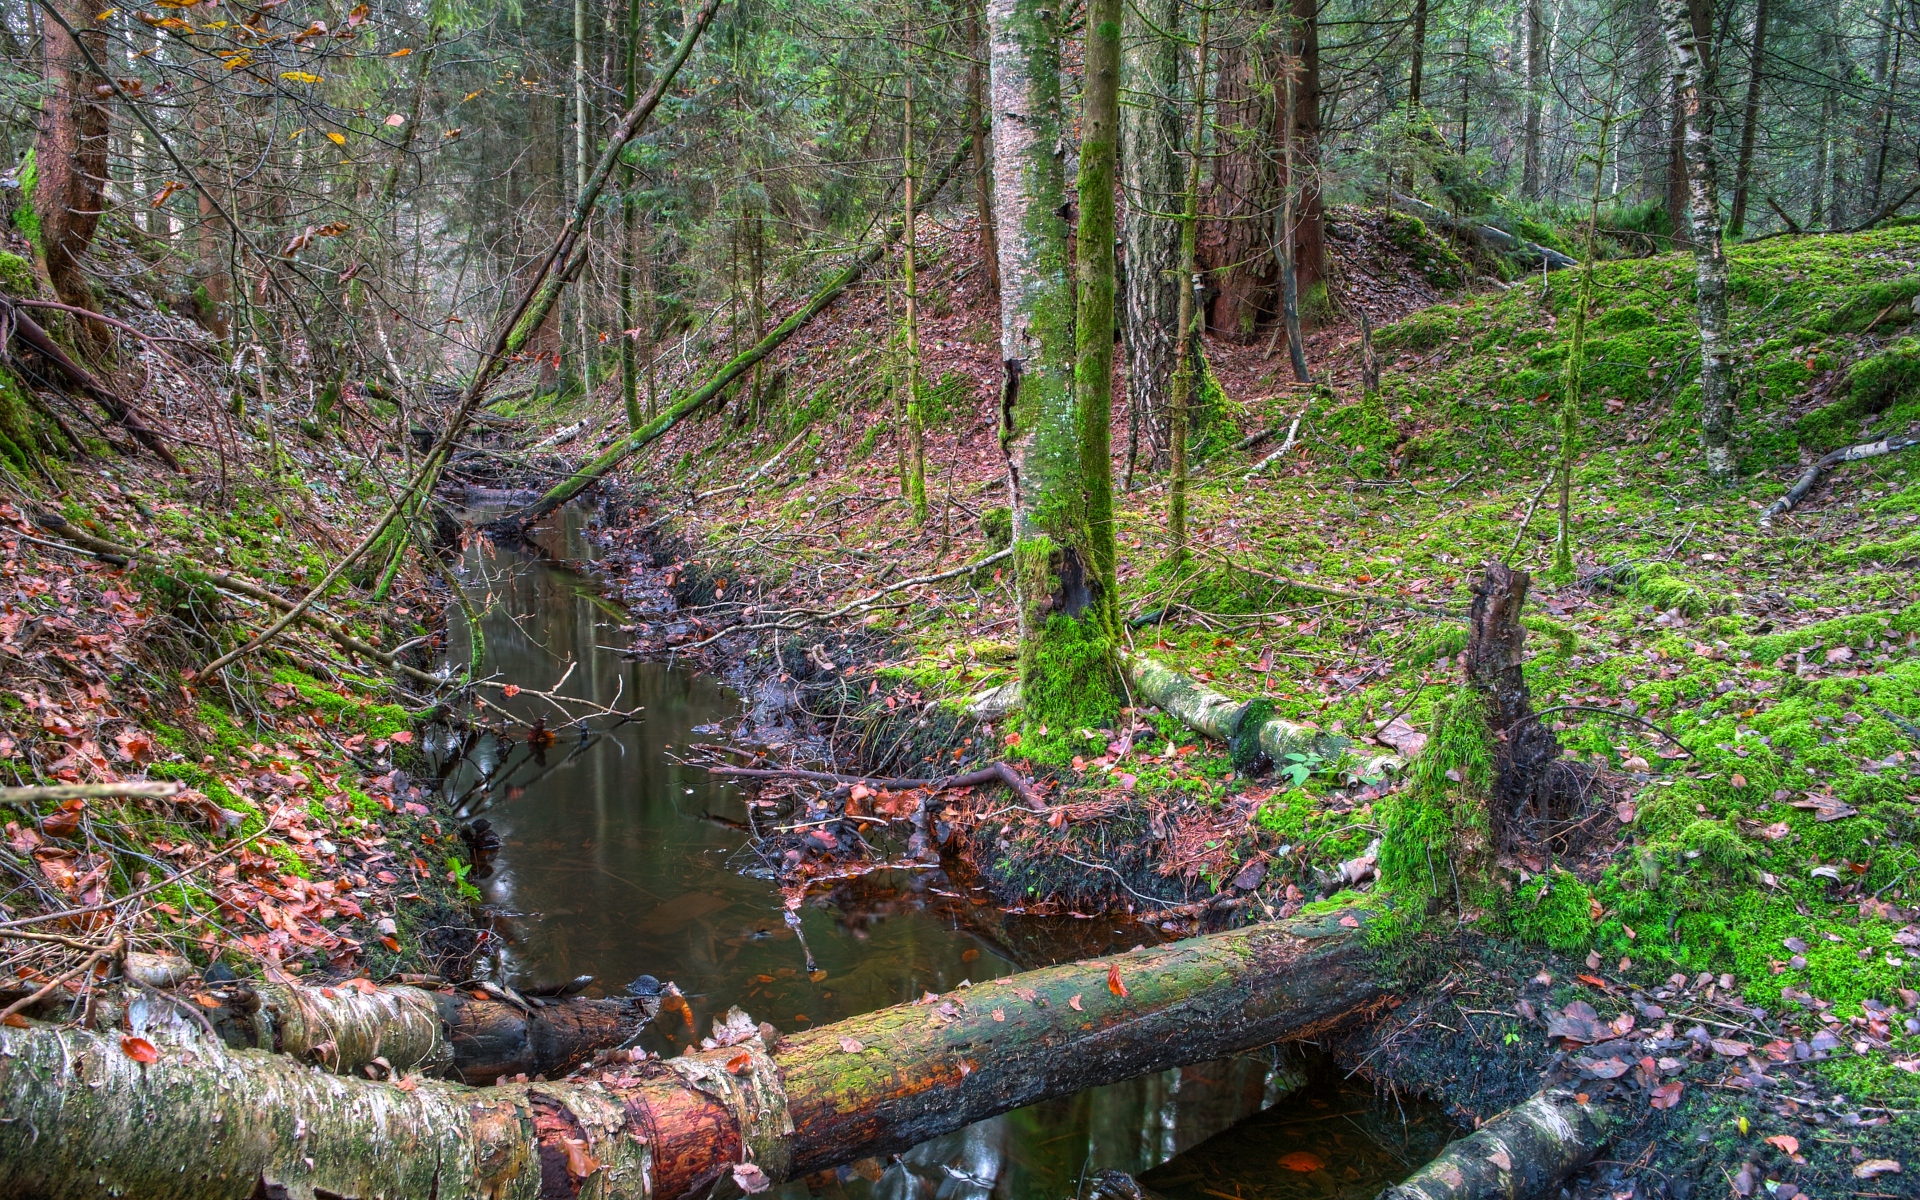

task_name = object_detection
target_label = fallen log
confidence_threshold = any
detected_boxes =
[185,977,647,1085]
[1391,193,1577,271]
[1758,434,1919,528]
[1122,651,1348,771]
[0,907,1388,1200]
[1379,1088,1610,1200]
[516,136,976,524]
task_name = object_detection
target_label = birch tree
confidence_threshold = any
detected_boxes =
[989,0,1121,726]
[1662,0,1736,478]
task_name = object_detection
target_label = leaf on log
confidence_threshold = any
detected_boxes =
[1107,965,1128,998]
[837,1036,864,1053]
[1069,994,1083,1012]
[120,1036,158,1063]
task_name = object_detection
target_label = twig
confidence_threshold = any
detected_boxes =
[0,782,184,808]
[1504,474,1557,563]
[681,547,1012,648]
[1243,408,1307,481]
[0,935,125,1025]
[705,760,1043,811]
[1510,704,1694,758]
[0,813,280,932]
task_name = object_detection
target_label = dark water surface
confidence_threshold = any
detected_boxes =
[439,507,1454,1199]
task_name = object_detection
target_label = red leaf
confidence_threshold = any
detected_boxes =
[380,936,401,952]
[1575,973,1611,991]
[726,1051,752,1074]
[1648,1081,1685,1109]
[389,731,414,745]
[121,1035,158,1063]
[1107,963,1128,998]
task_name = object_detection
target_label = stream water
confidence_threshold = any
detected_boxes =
[436,505,1456,1200]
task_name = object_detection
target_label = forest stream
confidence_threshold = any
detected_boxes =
[434,506,1457,1200]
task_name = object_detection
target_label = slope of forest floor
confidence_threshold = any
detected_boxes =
[491,212,1920,1192]
[0,273,477,1005]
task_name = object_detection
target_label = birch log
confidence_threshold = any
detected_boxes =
[0,908,1387,1200]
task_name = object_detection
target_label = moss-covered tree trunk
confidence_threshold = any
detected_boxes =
[1662,0,1735,478]
[0,911,1387,1200]
[1119,0,1183,482]
[901,43,928,526]
[1166,4,1209,564]
[34,0,110,352]
[990,0,1120,725]
[1553,109,1615,578]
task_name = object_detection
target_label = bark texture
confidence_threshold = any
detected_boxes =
[1465,564,1581,856]
[1520,0,1547,199]
[989,0,1119,724]
[0,911,1388,1200]
[1380,1089,1611,1200]
[1726,0,1769,237]
[34,0,110,346]
[1662,0,1735,477]
[1120,0,1183,469]
[1073,0,1124,637]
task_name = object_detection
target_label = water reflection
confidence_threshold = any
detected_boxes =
[438,505,1439,1199]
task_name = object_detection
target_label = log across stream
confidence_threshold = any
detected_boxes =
[417,505,1464,1197]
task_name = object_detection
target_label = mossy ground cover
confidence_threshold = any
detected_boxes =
[599,223,1920,1136]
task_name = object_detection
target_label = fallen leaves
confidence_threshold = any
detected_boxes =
[120,1035,158,1063]
[1648,1080,1685,1109]
[837,1036,863,1054]
[1276,1151,1325,1172]
[1853,1159,1902,1179]
[1106,964,1128,999]
[1068,994,1083,1012]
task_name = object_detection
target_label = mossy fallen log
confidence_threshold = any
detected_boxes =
[1121,651,1348,771]
[0,909,1387,1200]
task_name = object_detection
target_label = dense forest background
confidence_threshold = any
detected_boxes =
[3,0,1912,419]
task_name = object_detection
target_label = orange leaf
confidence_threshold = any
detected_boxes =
[726,1051,752,1074]
[1107,963,1128,999]
[1575,973,1610,991]
[1766,1134,1799,1155]
[1277,1151,1326,1172]
[2,1013,29,1028]
[389,731,413,744]
[381,936,402,952]
[501,684,521,698]
[121,1035,159,1063]
[561,1138,599,1180]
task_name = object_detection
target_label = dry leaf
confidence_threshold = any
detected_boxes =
[1068,994,1083,1012]
[562,1138,599,1180]
[837,1036,863,1054]
[1765,1135,1799,1155]
[992,1008,1005,1022]
[1106,963,1128,999]
[1648,1080,1684,1109]
[120,1035,158,1063]
[1853,1160,1901,1179]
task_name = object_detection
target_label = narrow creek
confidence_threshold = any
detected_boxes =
[434,505,1456,1200]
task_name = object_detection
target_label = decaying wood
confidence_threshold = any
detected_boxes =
[1465,563,1587,855]
[2,299,183,471]
[1758,434,1919,528]
[1380,1088,1610,1200]
[0,908,1387,1200]
[0,780,183,806]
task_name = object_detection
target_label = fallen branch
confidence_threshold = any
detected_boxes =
[1381,1088,1610,1200]
[517,135,977,523]
[681,546,1012,649]
[1215,551,1465,620]
[0,781,183,807]
[696,424,814,501]
[0,908,1387,1199]
[1759,435,1919,528]
[706,760,1043,811]
[1243,407,1307,481]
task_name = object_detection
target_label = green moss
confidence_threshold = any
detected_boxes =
[1377,308,1458,352]
[981,505,1012,553]
[1017,610,1120,743]
[1507,869,1595,952]
[14,150,41,254]
[1847,337,1920,415]
[0,251,36,298]
[1630,563,1717,618]
[1376,689,1496,936]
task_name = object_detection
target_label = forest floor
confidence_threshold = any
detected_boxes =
[0,279,481,1013]
[481,209,1920,1196]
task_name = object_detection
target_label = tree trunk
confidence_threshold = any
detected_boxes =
[1074,0,1123,636]
[1288,0,1325,298]
[990,0,1119,725]
[1465,563,1579,857]
[1199,15,1274,341]
[1726,0,1769,237]
[1810,37,1834,230]
[902,40,927,526]
[1408,0,1429,111]
[0,912,1387,1200]
[1662,0,1735,478]
[34,0,110,351]
[1277,43,1309,383]
[1120,0,1183,478]
[1554,111,1615,577]
[619,0,643,430]
[1521,0,1546,199]
[1167,4,1210,564]
[1664,79,1689,250]
[967,0,1001,306]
